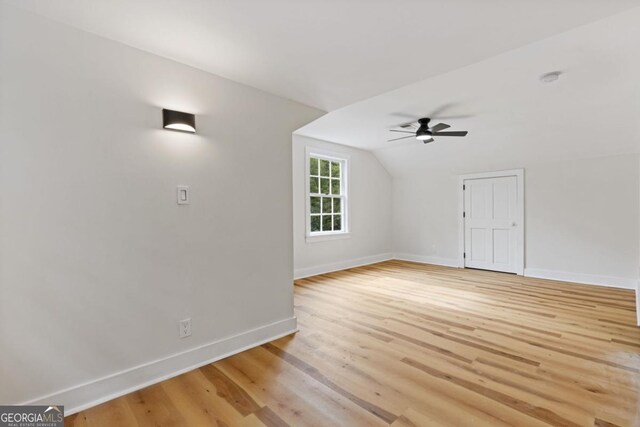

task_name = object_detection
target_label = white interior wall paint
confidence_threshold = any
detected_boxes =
[392,154,639,289]
[0,4,323,410]
[525,156,638,285]
[293,135,392,278]
[391,172,460,266]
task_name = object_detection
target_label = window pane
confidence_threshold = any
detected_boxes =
[322,215,332,231]
[331,179,340,195]
[331,161,340,178]
[310,215,321,232]
[320,178,330,194]
[310,177,319,193]
[320,159,330,177]
[308,155,346,236]
[322,197,332,213]
[333,198,341,213]
[310,197,320,214]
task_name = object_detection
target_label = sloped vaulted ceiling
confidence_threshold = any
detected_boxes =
[4,0,640,111]
[6,0,640,177]
[297,7,640,176]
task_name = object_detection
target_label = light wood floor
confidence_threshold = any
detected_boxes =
[67,261,640,426]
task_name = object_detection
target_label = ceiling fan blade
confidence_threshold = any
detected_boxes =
[428,103,475,120]
[391,112,420,120]
[422,138,435,144]
[431,131,468,137]
[389,129,415,134]
[429,123,450,133]
[398,121,418,129]
[390,113,421,127]
[428,103,456,118]
[434,114,474,120]
[387,135,415,142]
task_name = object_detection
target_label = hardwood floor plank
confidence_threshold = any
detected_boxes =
[402,357,584,427]
[261,342,397,423]
[66,261,639,426]
[252,406,290,427]
[125,383,188,426]
[390,408,448,427]
[199,365,262,416]
[387,317,541,366]
[218,347,386,426]
[160,369,245,426]
[295,313,554,426]
[66,396,137,427]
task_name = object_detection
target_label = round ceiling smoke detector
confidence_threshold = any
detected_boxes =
[540,71,562,83]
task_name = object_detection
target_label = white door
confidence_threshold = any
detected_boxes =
[464,176,518,273]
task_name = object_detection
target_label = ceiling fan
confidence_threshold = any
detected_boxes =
[388,118,468,144]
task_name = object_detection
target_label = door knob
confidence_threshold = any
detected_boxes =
[511,221,517,227]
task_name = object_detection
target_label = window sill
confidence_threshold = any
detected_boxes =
[306,232,351,243]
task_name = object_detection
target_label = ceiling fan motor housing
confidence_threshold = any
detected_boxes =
[416,118,433,140]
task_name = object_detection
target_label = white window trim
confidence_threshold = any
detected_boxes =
[305,146,350,243]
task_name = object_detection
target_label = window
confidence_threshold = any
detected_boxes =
[307,151,348,237]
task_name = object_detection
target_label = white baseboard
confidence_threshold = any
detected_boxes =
[294,253,393,279]
[21,317,298,416]
[391,255,637,291]
[636,282,639,326]
[393,253,461,268]
[524,268,637,290]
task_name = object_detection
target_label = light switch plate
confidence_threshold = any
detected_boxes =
[177,186,190,205]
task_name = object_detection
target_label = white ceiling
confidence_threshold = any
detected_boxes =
[5,0,640,111]
[297,7,640,176]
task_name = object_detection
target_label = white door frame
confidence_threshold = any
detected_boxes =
[457,169,525,275]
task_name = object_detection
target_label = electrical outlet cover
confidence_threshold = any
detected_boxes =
[179,318,192,338]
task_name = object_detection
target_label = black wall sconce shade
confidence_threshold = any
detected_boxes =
[163,109,196,133]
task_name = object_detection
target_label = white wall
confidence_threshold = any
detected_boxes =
[392,154,640,288]
[0,5,323,410]
[391,169,460,267]
[293,135,392,278]
[525,156,638,286]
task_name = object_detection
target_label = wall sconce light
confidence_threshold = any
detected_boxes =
[163,109,196,133]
